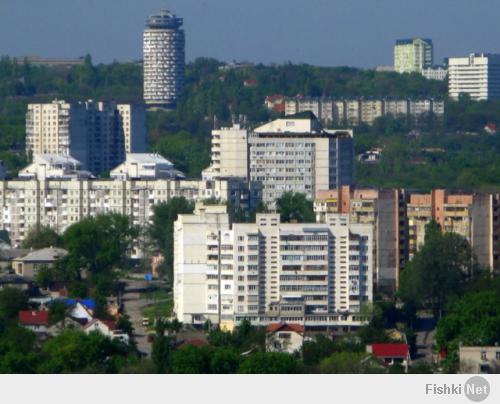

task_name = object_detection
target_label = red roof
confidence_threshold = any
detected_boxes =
[265,94,284,102]
[370,343,409,358]
[266,322,304,334]
[19,310,49,326]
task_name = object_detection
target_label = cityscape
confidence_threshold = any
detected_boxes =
[0,3,500,384]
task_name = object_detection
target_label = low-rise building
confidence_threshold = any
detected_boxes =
[83,318,130,344]
[110,153,184,180]
[367,343,411,371]
[19,310,50,334]
[459,346,500,374]
[13,247,67,278]
[265,323,306,353]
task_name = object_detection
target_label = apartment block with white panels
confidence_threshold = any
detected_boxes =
[143,10,185,108]
[448,53,500,101]
[174,204,373,331]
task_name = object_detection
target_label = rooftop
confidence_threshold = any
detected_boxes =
[15,247,67,263]
[266,322,305,334]
[370,343,409,358]
[19,310,49,326]
[146,9,183,29]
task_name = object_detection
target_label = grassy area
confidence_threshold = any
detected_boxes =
[141,289,173,319]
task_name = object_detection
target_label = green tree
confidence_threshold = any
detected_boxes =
[0,288,28,322]
[151,335,173,373]
[170,345,212,374]
[319,352,384,374]
[210,347,240,373]
[238,352,299,374]
[48,300,70,325]
[22,226,63,249]
[63,213,137,274]
[302,334,337,366]
[148,198,194,283]
[39,329,132,373]
[398,220,479,318]
[276,192,315,223]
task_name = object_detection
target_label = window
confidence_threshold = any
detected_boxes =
[496,352,500,360]
[481,351,487,360]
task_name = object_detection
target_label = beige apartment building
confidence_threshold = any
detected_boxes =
[26,100,147,174]
[202,113,354,208]
[459,346,500,374]
[315,187,500,292]
[0,156,257,256]
[281,97,443,126]
[315,186,404,292]
[174,204,374,331]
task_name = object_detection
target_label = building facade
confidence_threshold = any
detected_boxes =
[448,53,500,101]
[143,9,185,109]
[315,187,405,292]
[0,159,259,254]
[315,187,500,293]
[203,113,354,208]
[394,38,433,74]
[280,97,444,126]
[26,100,147,174]
[174,204,373,330]
[422,66,448,81]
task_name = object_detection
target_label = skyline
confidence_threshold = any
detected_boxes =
[0,0,499,68]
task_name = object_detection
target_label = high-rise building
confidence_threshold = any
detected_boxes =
[202,112,355,208]
[26,100,147,174]
[315,187,405,293]
[448,53,500,101]
[143,9,185,109]
[174,204,373,330]
[0,156,257,256]
[394,38,433,74]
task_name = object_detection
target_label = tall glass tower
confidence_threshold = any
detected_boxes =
[143,10,185,109]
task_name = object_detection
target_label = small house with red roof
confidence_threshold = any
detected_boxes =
[265,323,307,353]
[19,310,50,333]
[367,343,411,371]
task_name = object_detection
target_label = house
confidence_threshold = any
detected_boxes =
[0,248,30,271]
[357,149,382,164]
[63,299,95,323]
[13,247,67,278]
[484,123,497,135]
[46,317,82,337]
[19,310,49,333]
[459,346,500,374]
[265,323,306,354]
[83,318,129,344]
[367,343,411,371]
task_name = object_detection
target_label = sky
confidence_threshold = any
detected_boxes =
[1,0,500,68]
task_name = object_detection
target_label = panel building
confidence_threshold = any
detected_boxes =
[394,38,433,74]
[203,113,354,208]
[143,9,185,109]
[0,155,258,256]
[26,100,147,174]
[174,204,373,330]
[448,53,500,100]
[315,187,500,294]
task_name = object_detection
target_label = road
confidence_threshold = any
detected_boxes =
[121,280,153,356]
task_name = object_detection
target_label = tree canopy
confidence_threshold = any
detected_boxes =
[276,192,315,223]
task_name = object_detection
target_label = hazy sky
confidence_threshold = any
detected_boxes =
[1,0,499,68]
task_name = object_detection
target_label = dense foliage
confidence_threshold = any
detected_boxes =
[398,221,481,318]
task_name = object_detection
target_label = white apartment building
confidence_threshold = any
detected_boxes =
[0,158,257,252]
[281,97,443,126]
[203,113,354,208]
[174,204,373,330]
[110,153,184,180]
[26,100,147,174]
[422,66,448,81]
[394,38,433,74]
[448,53,500,101]
[143,10,185,109]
